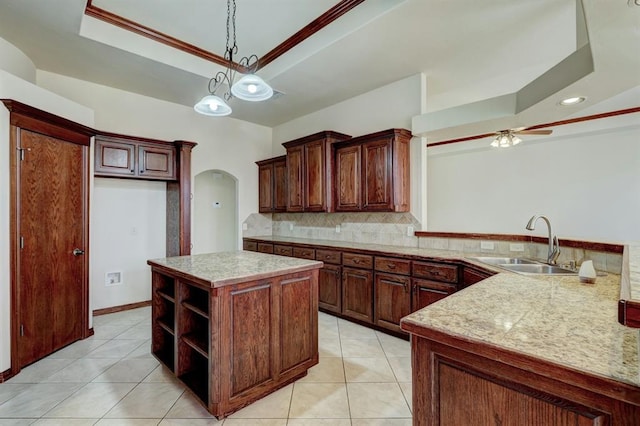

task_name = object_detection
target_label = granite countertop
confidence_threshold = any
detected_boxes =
[148,251,322,288]
[248,235,640,389]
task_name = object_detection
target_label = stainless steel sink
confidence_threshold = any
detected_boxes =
[468,257,538,265]
[468,256,578,275]
[497,263,576,275]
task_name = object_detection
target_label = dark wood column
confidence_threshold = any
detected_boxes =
[167,140,197,256]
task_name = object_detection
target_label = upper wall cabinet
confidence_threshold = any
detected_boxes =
[256,155,287,213]
[335,129,411,212]
[283,131,351,212]
[95,135,176,181]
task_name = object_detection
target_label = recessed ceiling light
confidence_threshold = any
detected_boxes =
[559,96,586,106]
[628,0,640,7]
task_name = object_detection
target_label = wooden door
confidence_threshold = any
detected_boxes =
[374,272,411,333]
[335,144,361,211]
[304,140,325,211]
[17,129,88,367]
[273,158,287,212]
[412,279,456,312]
[318,264,341,313]
[258,162,274,213]
[342,267,373,323]
[286,145,304,212]
[362,138,393,211]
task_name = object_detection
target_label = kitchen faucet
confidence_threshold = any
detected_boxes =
[525,215,561,265]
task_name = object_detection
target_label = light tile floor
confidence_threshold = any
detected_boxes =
[0,307,412,425]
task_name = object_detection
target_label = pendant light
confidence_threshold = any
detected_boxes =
[194,0,274,116]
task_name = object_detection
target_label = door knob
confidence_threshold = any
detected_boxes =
[72,248,85,256]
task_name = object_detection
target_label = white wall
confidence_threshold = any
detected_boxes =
[0,37,36,83]
[91,178,167,310]
[427,111,640,242]
[193,170,238,254]
[272,73,426,223]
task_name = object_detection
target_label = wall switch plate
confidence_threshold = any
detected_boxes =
[510,243,525,252]
[480,241,495,250]
[335,225,341,233]
[407,226,414,236]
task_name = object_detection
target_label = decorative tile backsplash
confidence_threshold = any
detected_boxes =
[242,213,623,274]
[243,212,421,247]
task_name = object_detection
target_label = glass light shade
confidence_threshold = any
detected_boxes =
[231,74,274,101]
[491,133,521,148]
[194,95,232,116]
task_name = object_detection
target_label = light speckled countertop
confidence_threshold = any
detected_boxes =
[249,236,640,389]
[148,251,322,288]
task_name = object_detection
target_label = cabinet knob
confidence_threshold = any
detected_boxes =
[140,170,144,173]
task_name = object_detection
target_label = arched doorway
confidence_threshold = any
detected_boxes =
[193,170,238,253]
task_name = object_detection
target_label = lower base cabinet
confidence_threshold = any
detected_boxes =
[151,267,319,418]
[318,264,342,313]
[342,267,374,323]
[409,336,638,425]
[412,278,457,311]
[374,272,412,333]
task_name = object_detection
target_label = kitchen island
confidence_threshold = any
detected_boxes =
[401,271,640,425]
[147,251,322,418]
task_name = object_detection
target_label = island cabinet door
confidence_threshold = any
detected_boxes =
[412,279,456,312]
[374,272,411,333]
[342,267,374,323]
[279,271,319,373]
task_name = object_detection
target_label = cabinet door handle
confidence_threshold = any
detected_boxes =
[353,259,360,264]
[388,263,396,269]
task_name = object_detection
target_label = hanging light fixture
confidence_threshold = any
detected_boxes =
[194,0,274,116]
[490,130,522,148]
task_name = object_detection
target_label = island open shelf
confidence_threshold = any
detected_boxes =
[148,251,322,419]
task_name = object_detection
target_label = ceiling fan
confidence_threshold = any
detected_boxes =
[490,127,553,148]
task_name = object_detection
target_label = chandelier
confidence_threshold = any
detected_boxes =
[194,0,274,117]
[490,130,522,148]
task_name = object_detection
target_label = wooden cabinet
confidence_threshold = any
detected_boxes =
[243,240,258,252]
[375,272,412,334]
[317,249,342,314]
[412,278,457,311]
[257,242,274,254]
[408,335,638,426]
[256,156,287,213]
[342,252,374,323]
[462,265,495,288]
[274,244,293,256]
[334,129,411,212]
[95,135,176,180]
[283,131,351,212]
[150,259,320,419]
[412,261,459,312]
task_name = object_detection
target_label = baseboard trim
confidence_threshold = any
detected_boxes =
[93,300,151,316]
[0,367,15,383]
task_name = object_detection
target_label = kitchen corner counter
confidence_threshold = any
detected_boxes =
[401,272,640,389]
[147,251,322,288]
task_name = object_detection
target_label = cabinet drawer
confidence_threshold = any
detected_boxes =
[293,247,315,260]
[257,243,274,254]
[343,253,373,269]
[243,241,257,252]
[412,261,458,283]
[316,249,341,265]
[273,245,293,257]
[375,257,411,275]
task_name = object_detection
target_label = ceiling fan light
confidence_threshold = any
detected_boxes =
[559,96,586,106]
[194,95,232,116]
[511,135,522,145]
[231,74,274,101]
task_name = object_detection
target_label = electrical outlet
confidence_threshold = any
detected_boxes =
[289,223,294,231]
[335,225,341,233]
[480,241,495,250]
[510,243,525,252]
[105,271,122,286]
[242,223,248,231]
[407,226,414,236]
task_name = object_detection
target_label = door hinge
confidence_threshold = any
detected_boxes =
[20,324,24,336]
[20,236,24,249]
